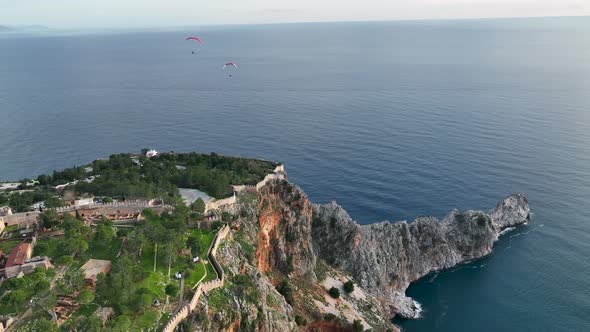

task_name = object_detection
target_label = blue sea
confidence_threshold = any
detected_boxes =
[1,17,589,331]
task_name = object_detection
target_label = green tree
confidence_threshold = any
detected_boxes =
[68,314,102,332]
[40,210,61,229]
[94,219,115,246]
[132,288,152,312]
[165,283,179,297]
[343,280,354,293]
[6,289,27,310]
[27,318,59,332]
[191,198,206,213]
[95,255,142,312]
[107,315,132,332]
[328,287,340,299]
[59,267,85,293]
[78,289,95,304]
[44,196,64,209]
[186,235,202,257]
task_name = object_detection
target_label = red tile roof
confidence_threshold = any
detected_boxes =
[6,243,31,268]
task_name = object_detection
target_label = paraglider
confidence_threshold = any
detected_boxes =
[185,36,204,44]
[185,36,204,54]
[222,62,238,77]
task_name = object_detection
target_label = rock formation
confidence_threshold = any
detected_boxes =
[311,193,530,319]
[257,178,530,321]
[256,179,316,277]
[193,177,530,331]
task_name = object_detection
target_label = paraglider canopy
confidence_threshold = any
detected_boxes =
[222,62,238,69]
[222,62,238,77]
[185,36,204,44]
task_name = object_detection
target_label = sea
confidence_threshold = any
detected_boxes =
[1,16,589,331]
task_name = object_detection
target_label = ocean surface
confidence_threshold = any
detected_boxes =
[1,17,589,331]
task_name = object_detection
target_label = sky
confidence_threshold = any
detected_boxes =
[1,0,589,29]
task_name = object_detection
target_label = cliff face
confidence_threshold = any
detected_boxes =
[311,194,530,318]
[256,179,316,277]
[256,178,530,321]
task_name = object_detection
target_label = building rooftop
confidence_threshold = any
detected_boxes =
[6,243,32,268]
[80,259,112,279]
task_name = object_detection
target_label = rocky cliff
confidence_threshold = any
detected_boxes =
[312,193,530,319]
[256,179,316,278]
[257,178,529,322]
[192,178,529,331]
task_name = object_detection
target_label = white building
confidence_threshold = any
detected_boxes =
[146,149,158,158]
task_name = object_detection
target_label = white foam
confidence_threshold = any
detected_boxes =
[412,300,423,318]
[499,227,516,236]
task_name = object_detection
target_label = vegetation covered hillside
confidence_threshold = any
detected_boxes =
[0,151,277,212]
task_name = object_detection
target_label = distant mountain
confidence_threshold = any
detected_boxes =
[0,25,49,32]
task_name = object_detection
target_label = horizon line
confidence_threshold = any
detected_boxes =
[8,14,590,32]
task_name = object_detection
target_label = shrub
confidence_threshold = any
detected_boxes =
[295,315,307,326]
[343,280,354,293]
[275,280,294,305]
[165,284,179,297]
[352,319,364,332]
[328,287,340,299]
[323,313,337,321]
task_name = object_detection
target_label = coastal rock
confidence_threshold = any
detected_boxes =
[311,193,529,318]
[488,193,530,229]
[254,178,529,324]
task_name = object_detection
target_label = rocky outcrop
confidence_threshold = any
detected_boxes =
[311,194,530,319]
[488,193,530,229]
[256,179,316,277]
[249,176,530,328]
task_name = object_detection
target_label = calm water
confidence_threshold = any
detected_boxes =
[1,17,589,331]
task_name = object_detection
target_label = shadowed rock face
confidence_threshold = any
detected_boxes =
[311,194,530,318]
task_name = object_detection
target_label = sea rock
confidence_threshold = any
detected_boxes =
[488,193,530,229]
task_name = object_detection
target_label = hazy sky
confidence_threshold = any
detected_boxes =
[1,0,589,28]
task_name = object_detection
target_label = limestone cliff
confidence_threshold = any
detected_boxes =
[190,177,529,331]
[256,179,316,278]
[311,194,530,319]
[257,178,529,322]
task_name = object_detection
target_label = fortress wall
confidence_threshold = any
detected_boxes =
[0,212,40,228]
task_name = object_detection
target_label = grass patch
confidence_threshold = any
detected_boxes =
[132,309,160,332]
[0,240,21,253]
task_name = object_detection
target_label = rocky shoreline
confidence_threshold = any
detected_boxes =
[253,177,530,327]
[311,192,530,319]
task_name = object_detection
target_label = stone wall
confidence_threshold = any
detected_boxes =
[204,195,236,214]
[161,225,229,332]
[205,165,286,214]
[255,165,286,191]
[0,212,40,228]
